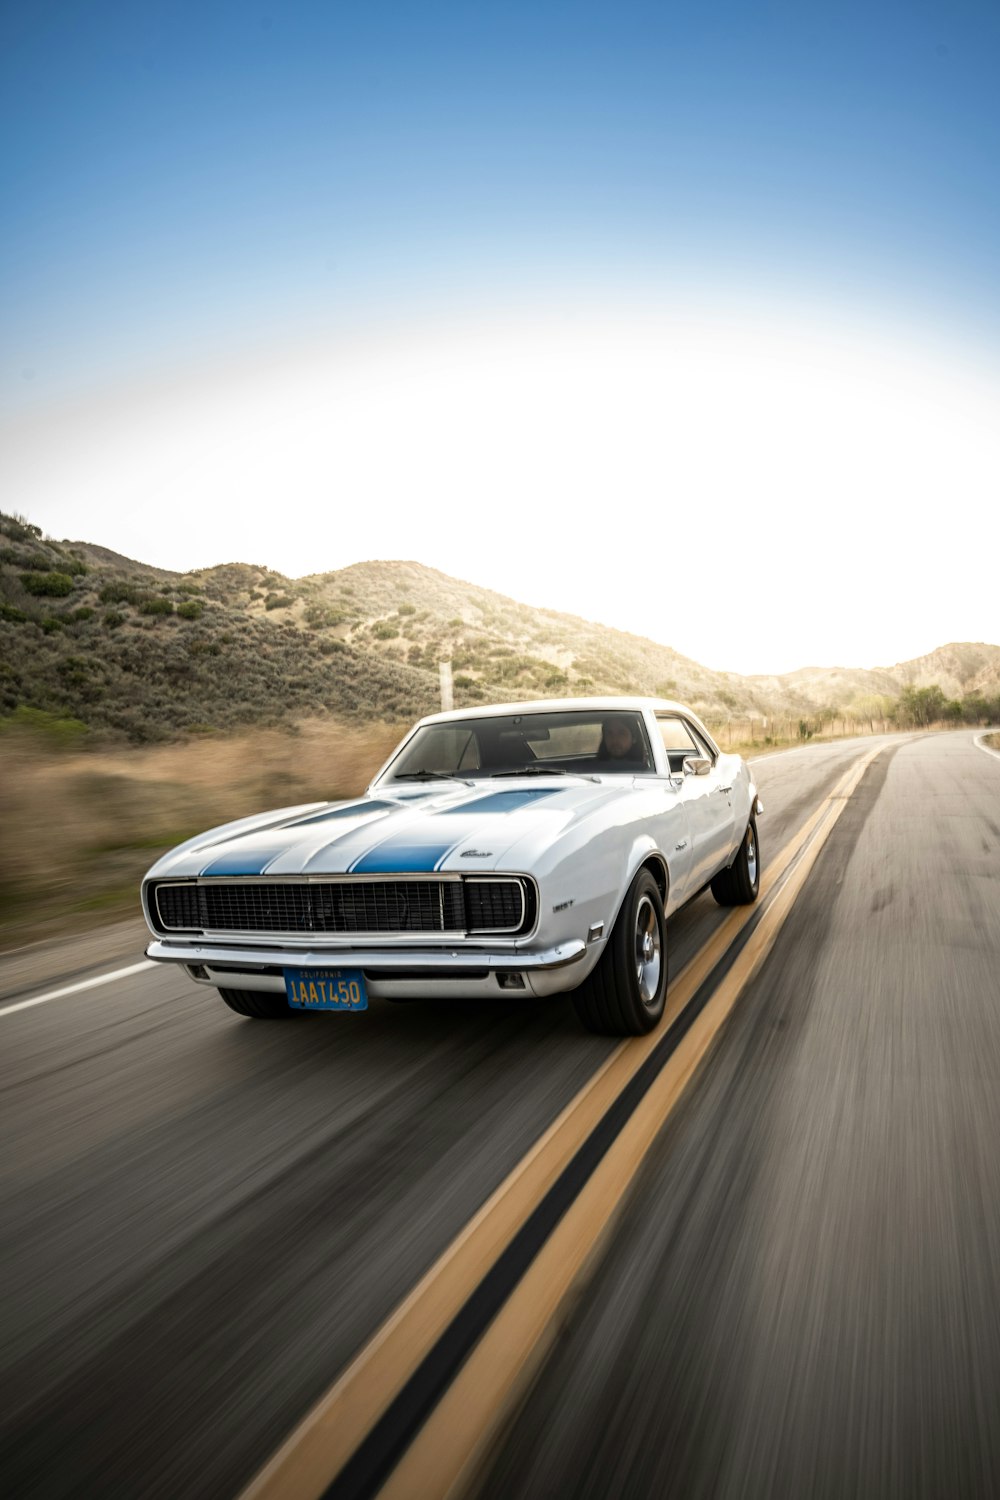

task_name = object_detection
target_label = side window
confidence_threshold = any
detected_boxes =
[656,716,699,755]
[655,716,701,773]
[686,723,717,762]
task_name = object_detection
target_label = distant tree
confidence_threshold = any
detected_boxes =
[898,684,947,726]
[960,693,990,724]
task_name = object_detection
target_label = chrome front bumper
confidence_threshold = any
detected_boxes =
[145,936,590,1000]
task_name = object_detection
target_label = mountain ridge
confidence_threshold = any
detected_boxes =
[1,513,997,741]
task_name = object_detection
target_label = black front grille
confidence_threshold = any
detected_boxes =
[464,880,524,932]
[151,877,530,937]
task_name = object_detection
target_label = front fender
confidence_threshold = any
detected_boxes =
[598,834,673,944]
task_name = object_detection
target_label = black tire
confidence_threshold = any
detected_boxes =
[218,987,299,1019]
[710,817,760,906]
[572,868,668,1036]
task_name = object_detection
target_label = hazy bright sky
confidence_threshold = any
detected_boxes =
[2,0,999,675]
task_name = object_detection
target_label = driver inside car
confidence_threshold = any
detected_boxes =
[597,715,646,763]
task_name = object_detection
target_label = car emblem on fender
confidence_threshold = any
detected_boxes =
[461,849,493,858]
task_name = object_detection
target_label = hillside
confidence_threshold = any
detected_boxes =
[1,512,997,741]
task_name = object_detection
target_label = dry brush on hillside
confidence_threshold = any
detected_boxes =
[3,512,999,744]
[0,717,401,944]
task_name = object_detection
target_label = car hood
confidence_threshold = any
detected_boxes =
[145,779,637,880]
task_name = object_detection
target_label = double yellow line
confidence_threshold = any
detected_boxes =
[243,744,885,1500]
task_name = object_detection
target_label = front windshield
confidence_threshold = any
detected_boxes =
[381,709,655,781]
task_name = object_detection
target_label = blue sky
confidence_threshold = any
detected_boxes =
[2,1,999,673]
[5,0,1000,402]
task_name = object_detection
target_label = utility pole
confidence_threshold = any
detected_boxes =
[439,660,454,712]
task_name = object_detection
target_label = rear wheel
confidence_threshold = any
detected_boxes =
[218,987,298,1019]
[572,869,668,1036]
[710,817,760,905]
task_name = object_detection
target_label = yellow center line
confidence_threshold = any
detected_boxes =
[241,745,885,1500]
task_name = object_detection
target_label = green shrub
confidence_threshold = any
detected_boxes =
[99,580,145,605]
[177,599,203,620]
[104,609,126,628]
[265,593,295,610]
[57,655,97,684]
[176,582,203,596]
[71,606,95,622]
[40,616,65,633]
[372,622,399,640]
[0,602,28,622]
[397,602,416,616]
[20,571,75,597]
[304,603,346,628]
[139,596,174,616]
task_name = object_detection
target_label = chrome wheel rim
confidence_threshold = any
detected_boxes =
[746,825,758,886]
[634,894,662,1006]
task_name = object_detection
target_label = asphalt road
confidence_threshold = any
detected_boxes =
[477,730,1000,1500]
[1,731,993,1498]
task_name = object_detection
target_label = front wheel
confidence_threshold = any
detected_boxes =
[572,869,668,1036]
[710,817,760,906]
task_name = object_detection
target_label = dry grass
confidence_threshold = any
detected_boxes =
[0,718,401,947]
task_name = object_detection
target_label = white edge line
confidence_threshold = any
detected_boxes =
[0,960,157,1018]
[973,731,1000,762]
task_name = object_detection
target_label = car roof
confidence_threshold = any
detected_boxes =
[416,696,693,726]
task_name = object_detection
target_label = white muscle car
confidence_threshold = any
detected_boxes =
[141,698,761,1035]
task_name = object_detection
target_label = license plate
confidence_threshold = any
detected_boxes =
[284,968,368,1011]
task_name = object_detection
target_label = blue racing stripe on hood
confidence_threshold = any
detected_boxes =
[345,788,561,873]
[350,842,456,874]
[432,788,561,815]
[199,840,303,877]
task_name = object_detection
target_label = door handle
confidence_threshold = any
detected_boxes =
[716,784,732,794]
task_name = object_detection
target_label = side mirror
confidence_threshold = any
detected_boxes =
[682,755,712,777]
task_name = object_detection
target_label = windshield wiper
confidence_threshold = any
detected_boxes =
[393,770,475,786]
[489,766,601,782]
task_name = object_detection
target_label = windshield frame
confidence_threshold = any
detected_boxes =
[374,707,659,785]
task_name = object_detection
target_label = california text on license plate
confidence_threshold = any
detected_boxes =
[284,968,368,1011]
